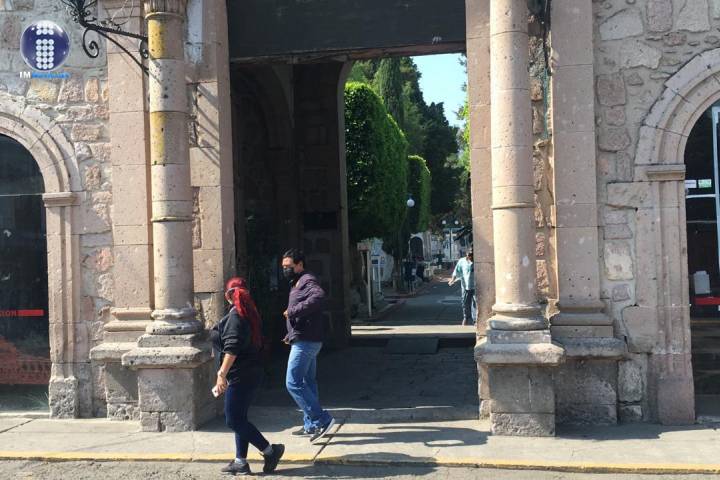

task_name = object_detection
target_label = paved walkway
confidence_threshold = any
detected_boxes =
[351,279,477,340]
[1,413,720,474]
[3,280,720,475]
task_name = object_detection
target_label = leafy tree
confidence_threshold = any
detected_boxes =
[421,102,460,216]
[374,58,405,130]
[348,57,462,223]
[407,155,432,233]
[344,82,409,244]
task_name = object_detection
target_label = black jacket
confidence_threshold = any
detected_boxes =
[211,307,261,385]
[285,271,326,343]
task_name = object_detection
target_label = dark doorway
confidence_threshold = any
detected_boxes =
[685,107,720,419]
[0,134,49,411]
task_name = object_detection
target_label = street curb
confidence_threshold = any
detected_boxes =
[0,451,315,464]
[352,299,405,326]
[3,451,720,474]
[314,456,720,475]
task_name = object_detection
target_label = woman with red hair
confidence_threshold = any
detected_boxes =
[212,277,284,475]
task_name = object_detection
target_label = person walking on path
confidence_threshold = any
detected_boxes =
[448,250,477,326]
[212,277,285,476]
[281,249,336,443]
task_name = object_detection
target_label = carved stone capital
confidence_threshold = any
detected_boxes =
[43,192,78,208]
[144,0,187,16]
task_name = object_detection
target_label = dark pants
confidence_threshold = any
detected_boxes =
[462,288,476,325]
[224,378,269,458]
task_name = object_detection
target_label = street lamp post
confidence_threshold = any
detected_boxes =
[442,219,461,264]
[395,195,415,292]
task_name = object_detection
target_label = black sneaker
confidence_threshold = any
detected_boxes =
[221,460,251,475]
[310,417,336,443]
[263,443,285,473]
[291,426,310,436]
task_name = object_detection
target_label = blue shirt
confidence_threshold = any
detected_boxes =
[453,257,475,291]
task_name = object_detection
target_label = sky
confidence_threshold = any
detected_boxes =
[412,54,467,128]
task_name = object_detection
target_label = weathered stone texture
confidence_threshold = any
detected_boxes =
[598,129,631,152]
[600,9,645,40]
[619,356,646,404]
[647,0,674,32]
[604,240,634,280]
[597,74,627,107]
[26,79,59,103]
[612,284,632,301]
[675,0,710,32]
[555,361,618,425]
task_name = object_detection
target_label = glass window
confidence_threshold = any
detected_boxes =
[0,134,49,410]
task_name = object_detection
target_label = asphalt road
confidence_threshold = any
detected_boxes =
[1,461,716,480]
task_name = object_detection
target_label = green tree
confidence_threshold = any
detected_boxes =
[348,57,462,222]
[344,82,409,244]
[407,155,432,233]
[374,58,405,131]
[421,102,460,216]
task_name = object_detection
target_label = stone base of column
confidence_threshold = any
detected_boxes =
[475,330,565,437]
[90,342,141,421]
[122,332,214,432]
[549,308,628,426]
[551,304,614,338]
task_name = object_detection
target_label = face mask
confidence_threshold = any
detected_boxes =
[282,267,295,280]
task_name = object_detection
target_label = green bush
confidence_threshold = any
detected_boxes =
[407,155,431,233]
[345,82,409,244]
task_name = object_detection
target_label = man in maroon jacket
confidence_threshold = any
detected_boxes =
[281,249,335,443]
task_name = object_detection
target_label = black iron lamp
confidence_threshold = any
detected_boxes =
[60,0,149,74]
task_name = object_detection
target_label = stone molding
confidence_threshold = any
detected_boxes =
[475,339,566,366]
[0,98,83,418]
[42,192,78,208]
[144,0,187,16]
[110,308,154,322]
[639,164,686,182]
[616,48,720,424]
[559,338,627,359]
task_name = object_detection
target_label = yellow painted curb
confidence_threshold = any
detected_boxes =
[314,456,720,475]
[3,451,720,474]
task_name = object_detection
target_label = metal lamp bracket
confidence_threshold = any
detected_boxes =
[61,0,149,75]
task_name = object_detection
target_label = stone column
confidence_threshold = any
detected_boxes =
[122,0,212,432]
[549,0,625,425]
[474,0,564,437]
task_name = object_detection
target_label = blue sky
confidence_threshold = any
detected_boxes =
[412,54,467,128]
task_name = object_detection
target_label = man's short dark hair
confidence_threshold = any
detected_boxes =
[283,249,305,265]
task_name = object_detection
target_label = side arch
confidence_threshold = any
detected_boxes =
[618,48,720,424]
[0,95,85,418]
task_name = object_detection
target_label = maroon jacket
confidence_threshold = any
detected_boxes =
[285,271,326,343]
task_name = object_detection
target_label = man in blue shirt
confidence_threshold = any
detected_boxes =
[449,250,476,325]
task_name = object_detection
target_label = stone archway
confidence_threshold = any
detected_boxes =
[0,96,84,418]
[608,49,720,424]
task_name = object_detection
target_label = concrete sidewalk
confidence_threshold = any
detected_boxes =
[2,409,720,475]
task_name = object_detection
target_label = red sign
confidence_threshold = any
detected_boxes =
[0,309,45,317]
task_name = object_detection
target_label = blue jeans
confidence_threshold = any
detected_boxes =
[225,378,269,458]
[285,341,332,431]
[462,288,477,325]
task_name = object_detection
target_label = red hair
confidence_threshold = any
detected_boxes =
[225,277,263,350]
